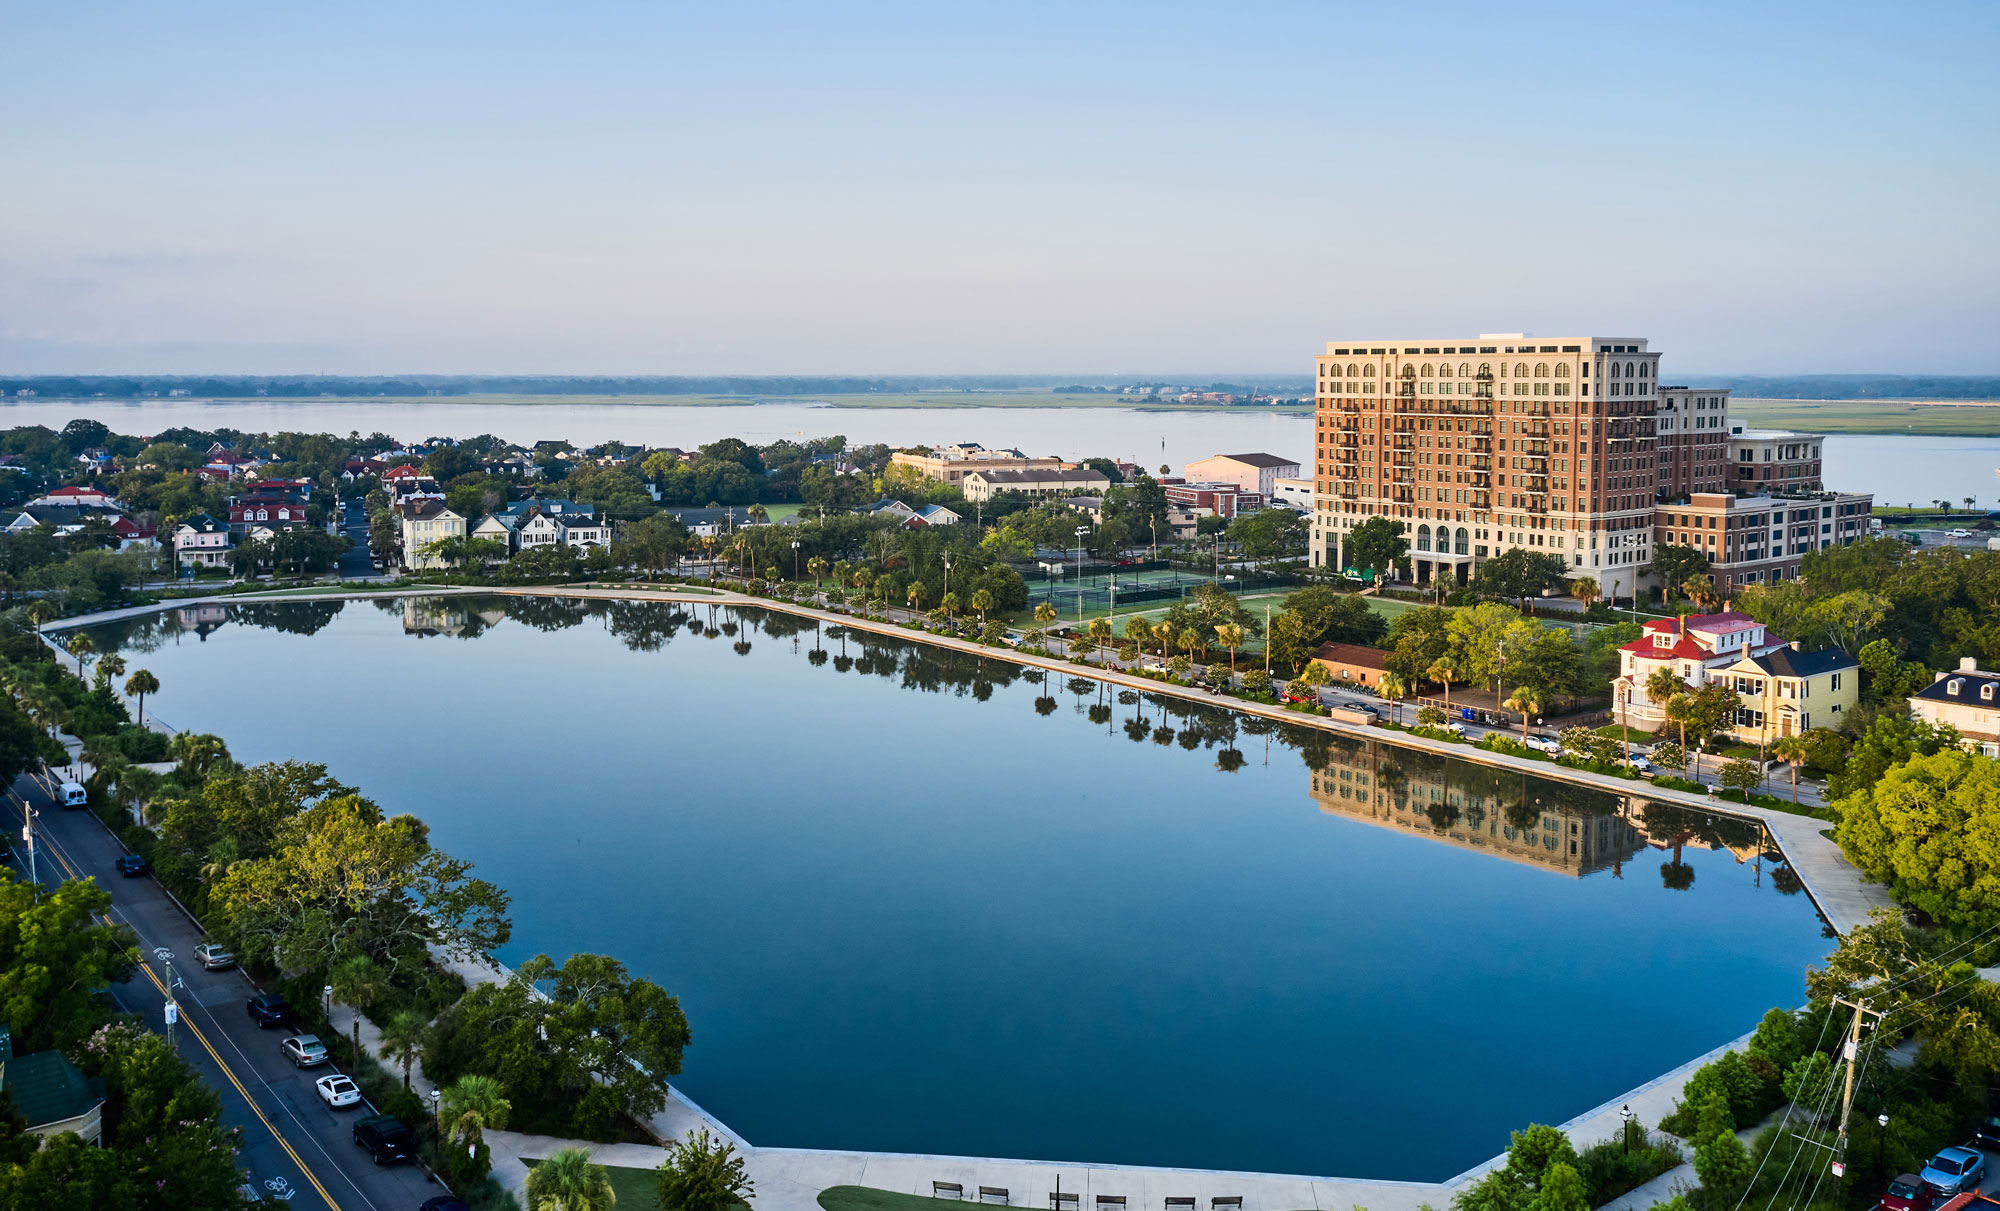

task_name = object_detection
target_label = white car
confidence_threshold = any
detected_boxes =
[1949,529,1974,539]
[1628,756,1658,776]
[1524,735,1561,755]
[282,1034,329,1068]
[315,1074,362,1109]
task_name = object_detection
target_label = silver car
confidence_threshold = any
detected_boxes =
[193,943,235,971]
[282,1034,329,1068]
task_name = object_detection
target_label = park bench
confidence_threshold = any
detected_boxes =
[1212,1198,1243,1210]
[1164,1200,1195,1211]
[1096,1197,1126,1210]
[980,1188,1011,1205]
[934,1184,964,1200]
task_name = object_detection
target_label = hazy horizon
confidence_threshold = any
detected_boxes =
[4,2,1996,377]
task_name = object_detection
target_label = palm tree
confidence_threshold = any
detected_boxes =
[1569,576,1599,610]
[657,1128,754,1211]
[806,555,828,602]
[1378,672,1408,726]
[1215,622,1245,680]
[526,1146,617,1211]
[378,1009,429,1089]
[969,588,995,627]
[1663,692,1694,768]
[906,583,928,616]
[124,670,160,727]
[65,633,94,676]
[1426,656,1458,714]
[95,653,126,690]
[1085,616,1114,666]
[1123,616,1153,658]
[1177,626,1205,669]
[1503,688,1541,744]
[1152,620,1175,663]
[1683,574,1718,613]
[327,954,386,1064]
[1773,733,1810,803]
[443,1073,512,1155]
[1033,602,1059,648]
[939,590,961,621]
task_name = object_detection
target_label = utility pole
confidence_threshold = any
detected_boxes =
[21,806,37,901]
[1817,996,1885,1177]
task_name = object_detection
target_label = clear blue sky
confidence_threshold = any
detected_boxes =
[2,1,1994,376]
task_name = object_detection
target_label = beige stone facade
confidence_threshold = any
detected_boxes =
[1310,334,1659,600]
[890,444,1069,486]
[1728,428,1824,493]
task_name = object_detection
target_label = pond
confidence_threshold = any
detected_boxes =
[81,596,1829,1180]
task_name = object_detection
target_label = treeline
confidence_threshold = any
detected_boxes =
[1693,374,2000,400]
[0,374,1318,398]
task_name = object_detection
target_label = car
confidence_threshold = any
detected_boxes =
[352,1113,416,1165]
[1523,735,1561,755]
[281,1034,329,1068]
[422,1199,473,1211]
[1628,756,1658,776]
[115,854,149,877]
[1949,529,1975,539]
[193,943,235,971]
[1978,1117,2000,1151]
[315,1073,362,1109]
[1884,1173,1938,1211]
[1920,1146,1985,1197]
[245,994,292,1028]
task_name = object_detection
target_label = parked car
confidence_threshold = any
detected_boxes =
[1883,1173,1938,1211]
[1920,1147,1985,1197]
[281,1034,329,1068]
[115,854,150,877]
[1949,529,1975,539]
[1628,756,1658,776]
[59,781,88,809]
[352,1114,416,1165]
[1977,1117,2000,1151]
[245,994,292,1028]
[193,943,235,971]
[1523,735,1561,755]
[422,1200,473,1211]
[314,1073,362,1109]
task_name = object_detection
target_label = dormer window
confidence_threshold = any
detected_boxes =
[1984,683,1995,702]
[1949,678,1963,696]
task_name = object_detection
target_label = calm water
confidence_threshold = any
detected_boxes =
[0,396,1991,504]
[88,597,1825,1179]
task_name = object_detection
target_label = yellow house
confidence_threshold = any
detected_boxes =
[1714,643,1858,742]
[397,499,466,570]
[1908,657,2000,758]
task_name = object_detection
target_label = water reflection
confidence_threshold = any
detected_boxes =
[94,594,1805,899]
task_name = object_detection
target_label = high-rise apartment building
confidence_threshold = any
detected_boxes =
[1310,334,1660,601]
[1655,387,1732,497]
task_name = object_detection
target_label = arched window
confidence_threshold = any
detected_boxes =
[1437,364,1452,378]
[1640,361,1651,378]
[1460,363,1473,377]
[1348,364,1359,377]
[1610,362,1622,377]
[1553,364,1568,378]
[1625,362,1636,377]
[1514,363,1529,377]
[1455,526,1469,555]
[1420,363,1432,377]
[1327,364,1340,378]
[1363,365,1374,378]
[1416,524,1432,552]
[1534,363,1549,378]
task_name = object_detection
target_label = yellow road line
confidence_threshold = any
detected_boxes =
[13,793,343,1211]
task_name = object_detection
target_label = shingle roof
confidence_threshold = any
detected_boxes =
[965,468,1108,485]
[1207,453,1298,468]
[1311,642,1389,669]
[1748,647,1857,679]
[1912,670,2000,704]
[0,1051,102,1130]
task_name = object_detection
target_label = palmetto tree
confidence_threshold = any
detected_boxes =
[526,1146,616,1211]
[1378,672,1408,726]
[1177,626,1205,668]
[124,669,160,727]
[378,1009,429,1089]
[1033,602,1058,648]
[1426,656,1458,713]
[906,583,928,615]
[65,633,95,676]
[806,555,828,601]
[939,590,962,620]
[95,653,125,691]
[1215,622,1245,680]
[657,1127,754,1211]
[1773,733,1810,803]
[1683,574,1719,612]
[1663,693,1694,767]
[1569,576,1600,610]
[1503,688,1541,743]
[969,588,995,627]
[442,1073,512,1155]
[1153,620,1176,662]
[1085,616,1114,665]
[328,954,387,1064]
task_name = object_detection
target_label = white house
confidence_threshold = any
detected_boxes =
[174,512,232,570]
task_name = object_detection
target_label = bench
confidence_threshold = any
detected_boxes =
[1165,1200,1195,1211]
[1096,1198,1126,1211]
[980,1189,1010,1206]
[1050,1194,1079,1211]
[934,1184,964,1200]
[1212,1199,1243,1210]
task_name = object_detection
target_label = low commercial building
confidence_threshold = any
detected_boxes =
[1652,490,1874,590]
[1162,481,1263,519]
[961,467,1110,502]
[1182,453,1301,499]
[1310,642,1390,688]
[1909,658,2000,758]
[890,443,1070,486]
[1271,476,1314,511]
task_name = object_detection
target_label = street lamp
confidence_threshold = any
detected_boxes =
[323,984,333,1027]
[430,1087,442,1137]
[1074,526,1089,623]
[791,539,801,582]
[1620,1105,1633,1153]
[1878,1113,1889,1179]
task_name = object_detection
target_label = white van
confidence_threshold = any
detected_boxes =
[59,781,87,809]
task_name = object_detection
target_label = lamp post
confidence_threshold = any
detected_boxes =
[1878,1112,1889,1180]
[1074,526,1089,624]
[431,1087,442,1138]
[791,540,801,582]
[323,984,333,1028]
[1620,1104,1633,1154]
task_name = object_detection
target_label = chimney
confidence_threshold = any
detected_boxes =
[1963,657,1980,673]
[1790,641,1801,651]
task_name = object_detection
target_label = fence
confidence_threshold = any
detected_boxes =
[1025,570,1303,610]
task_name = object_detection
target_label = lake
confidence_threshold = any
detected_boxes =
[1,396,1991,505]
[86,596,1825,1180]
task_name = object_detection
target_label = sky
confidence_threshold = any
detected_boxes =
[1,1,1996,377]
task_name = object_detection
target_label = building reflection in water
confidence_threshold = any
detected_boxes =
[1303,734,1784,888]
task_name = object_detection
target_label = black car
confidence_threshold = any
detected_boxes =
[245,994,292,1028]
[352,1114,415,1166]
[115,854,149,877]
[1977,1117,2000,1151]
[421,1199,473,1211]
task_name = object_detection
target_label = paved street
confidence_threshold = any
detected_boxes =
[8,767,446,1211]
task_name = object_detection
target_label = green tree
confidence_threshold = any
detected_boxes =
[1772,734,1809,803]
[64,632,94,676]
[1830,713,1960,800]
[1692,1092,1750,1194]
[1834,748,2000,927]
[378,1009,429,1089]
[1644,545,1711,602]
[122,669,159,728]
[1718,759,1762,796]
[1378,672,1408,726]
[656,1127,754,1211]
[527,1146,617,1211]
[1470,548,1569,612]
[1215,622,1245,679]
[441,1072,512,1183]
[1345,516,1407,577]
[0,878,137,1052]
[1426,656,1458,713]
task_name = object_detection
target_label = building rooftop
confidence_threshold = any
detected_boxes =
[1197,453,1298,468]
[0,1050,103,1130]
[1745,646,1857,679]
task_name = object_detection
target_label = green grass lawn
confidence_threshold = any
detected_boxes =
[1596,724,1657,743]
[526,1158,661,1210]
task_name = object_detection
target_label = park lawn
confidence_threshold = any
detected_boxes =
[762,503,808,522]
[525,1158,661,1210]
[1596,724,1657,744]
